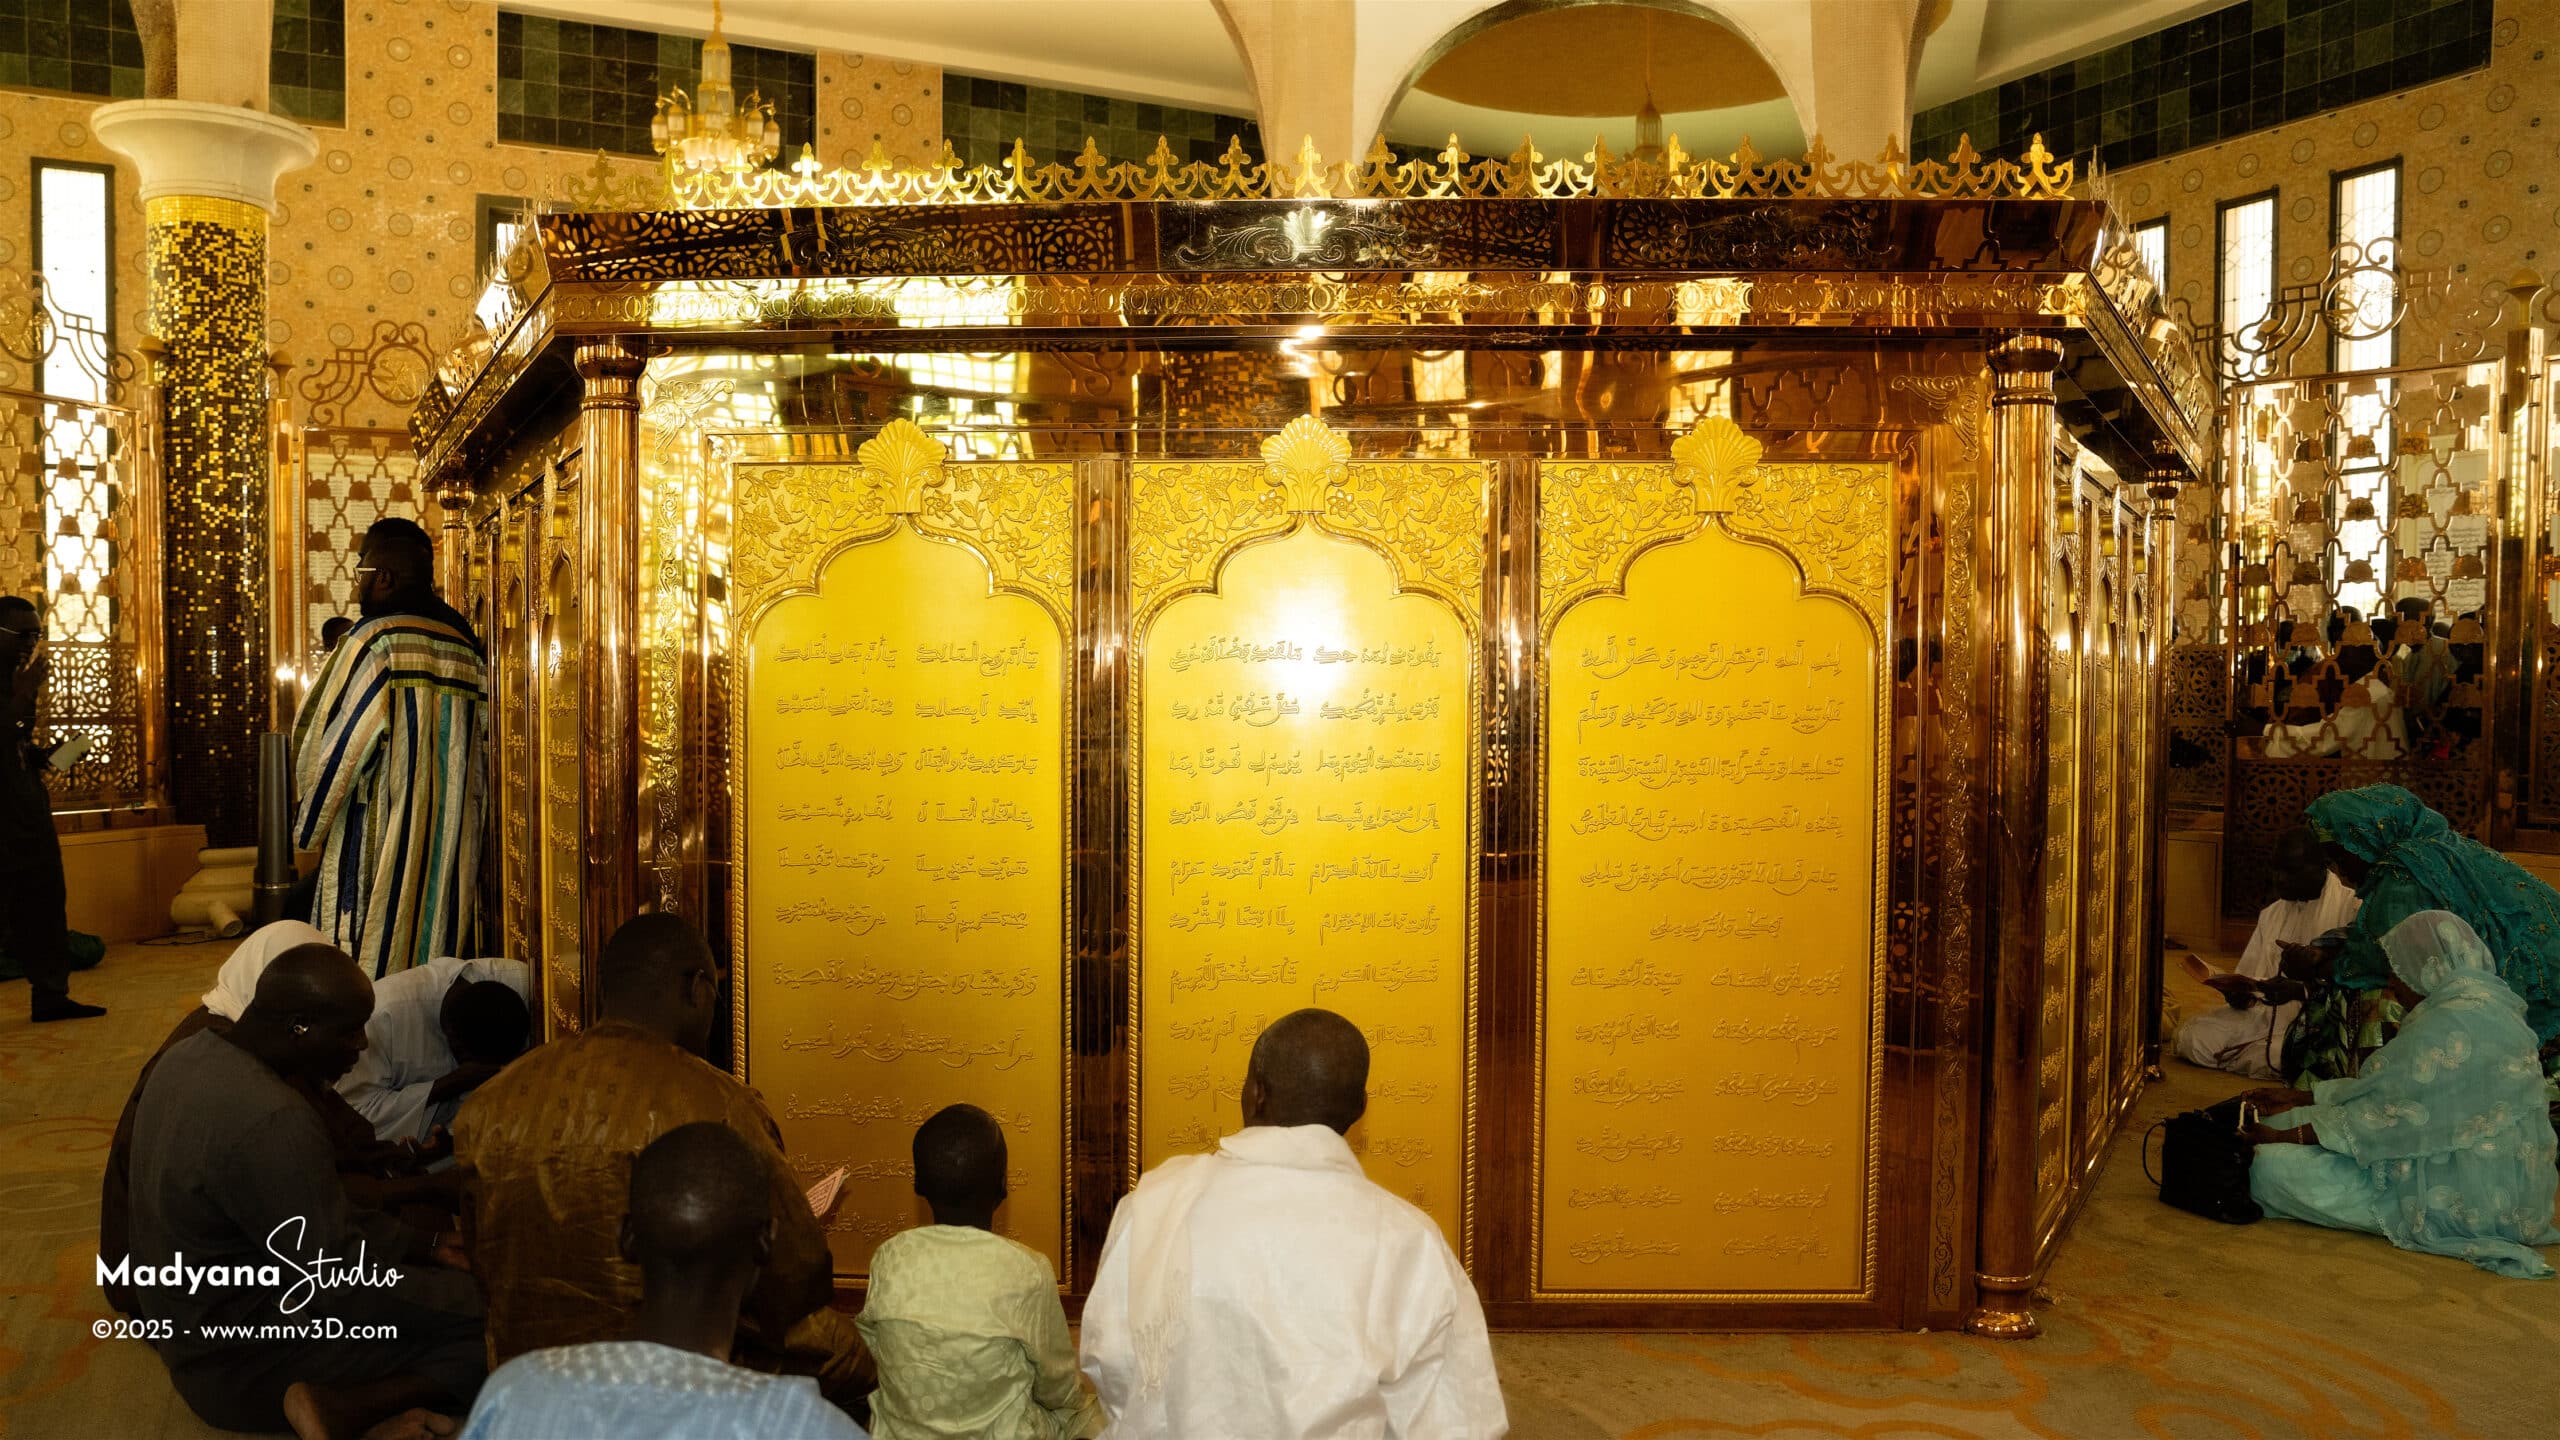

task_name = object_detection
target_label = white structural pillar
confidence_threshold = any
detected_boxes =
[1216,0,1364,165]
[93,99,316,845]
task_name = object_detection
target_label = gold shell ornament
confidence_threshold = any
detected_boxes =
[1262,414,1353,513]
[860,417,950,514]
[1670,417,1764,516]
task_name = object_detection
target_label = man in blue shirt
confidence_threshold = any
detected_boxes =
[461,1122,867,1440]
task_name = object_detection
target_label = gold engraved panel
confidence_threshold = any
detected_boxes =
[1130,420,1485,1259]
[2074,558,2119,1160]
[1535,420,1889,1298]
[537,464,585,1040]
[2034,535,2079,1228]
[730,423,1075,1279]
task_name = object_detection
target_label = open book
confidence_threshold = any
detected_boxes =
[805,1166,848,1219]
[2181,953,2228,984]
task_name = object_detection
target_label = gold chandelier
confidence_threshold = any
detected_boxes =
[652,0,779,178]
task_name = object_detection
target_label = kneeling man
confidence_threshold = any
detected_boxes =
[2174,826,2358,1077]
[1080,1007,1506,1438]
[122,943,485,1439]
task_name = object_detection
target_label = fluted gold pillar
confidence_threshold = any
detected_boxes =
[95,101,315,845]
[2142,469,2183,1080]
[576,339,647,952]
[1970,333,2066,1339]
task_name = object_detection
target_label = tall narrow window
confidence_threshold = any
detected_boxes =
[473,195,533,334]
[2216,192,2278,380]
[2131,216,2168,292]
[32,160,117,642]
[2330,161,2401,619]
[35,162,112,403]
[2331,162,2400,370]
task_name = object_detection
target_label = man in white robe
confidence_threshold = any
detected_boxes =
[1080,1008,1506,1439]
[2174,828,2358,1078]
[338,955,533,1143]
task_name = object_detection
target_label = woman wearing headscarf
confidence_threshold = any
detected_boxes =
[99,921,442,1313]
[2286,784,2560,1082]
[2243,910,2560,1277]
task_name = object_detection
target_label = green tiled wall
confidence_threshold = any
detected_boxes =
[1914,0,2492,168]
[497,10,815,159]
[270,0,347,126]
[942,73,1259,169]
[0,0,346,122]
[0,0,145,101]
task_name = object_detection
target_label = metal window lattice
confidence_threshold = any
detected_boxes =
[302,430,420,661]
[2228,366,2496,764]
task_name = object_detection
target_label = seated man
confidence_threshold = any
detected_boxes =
[1080,1008,1506,1438]
[122,943,486,1440]
[859,1105,1101,1440]
[338,954,534,1143]
[2174,827,2359,1078]
[454,914,857,1393]
[461,1122,868,1439]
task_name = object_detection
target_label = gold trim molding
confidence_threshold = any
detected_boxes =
[596,132,2076,211]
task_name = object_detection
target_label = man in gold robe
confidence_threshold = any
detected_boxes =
[452,913,864,1401]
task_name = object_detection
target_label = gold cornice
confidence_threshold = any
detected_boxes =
[598,132,2075,211]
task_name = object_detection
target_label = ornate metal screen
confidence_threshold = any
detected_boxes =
[0,277,159,812]
[281,323,435,681]
[2208,246,2551,915]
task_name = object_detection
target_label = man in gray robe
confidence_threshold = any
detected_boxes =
[123,942,486,1439]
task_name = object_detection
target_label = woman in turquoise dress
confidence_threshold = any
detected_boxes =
[2246,909,2560,1278]
[2288,785,2560,1082]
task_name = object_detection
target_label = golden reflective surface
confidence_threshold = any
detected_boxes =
[1533,423,1889,1301]
[740,526,1069,1276]
[1134,520,1478,1257]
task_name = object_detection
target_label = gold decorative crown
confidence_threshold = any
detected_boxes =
[1670,418,1763,516]
[860,418,948,514]
[1262,415,1351,513]
[641,131,2075,211]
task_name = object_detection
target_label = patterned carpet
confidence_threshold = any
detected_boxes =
[2,942,2553,1439]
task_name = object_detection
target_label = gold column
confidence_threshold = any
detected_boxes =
[576,339,647,948]
[433,472,474,605]
[2141,469,2183,1080]
[1969,333,2066,1339]
[266,351,299,728]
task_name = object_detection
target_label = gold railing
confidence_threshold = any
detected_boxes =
[0,275,160,813]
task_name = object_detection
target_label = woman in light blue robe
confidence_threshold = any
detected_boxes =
[2244,909,2560,1278]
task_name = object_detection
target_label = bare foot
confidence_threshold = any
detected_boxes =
[360,1409,458,1440]
[282,1382,339,1440]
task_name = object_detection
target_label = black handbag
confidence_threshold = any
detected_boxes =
[2142,1096,2263,1224]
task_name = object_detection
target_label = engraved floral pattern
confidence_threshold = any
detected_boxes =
[1322,462,1488,627]
[1129,461,1288,620]
[1538,443,1889,630]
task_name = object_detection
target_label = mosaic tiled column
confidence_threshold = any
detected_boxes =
[96,102,316,844]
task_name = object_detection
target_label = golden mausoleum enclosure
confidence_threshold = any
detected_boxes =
[410,135,2209,1334]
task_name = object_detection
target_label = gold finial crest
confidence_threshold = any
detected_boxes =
[1261,415,1351,513]
[860,418,948,514]
[1670,418,1763,516]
